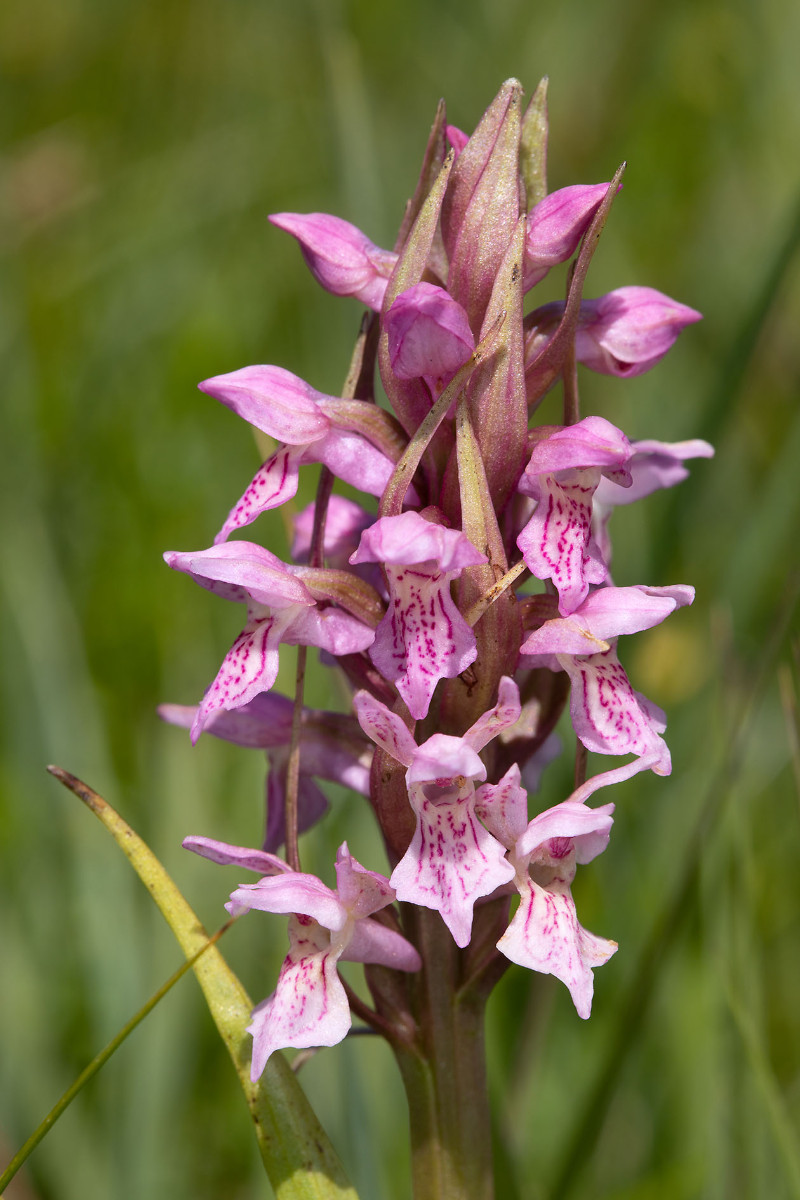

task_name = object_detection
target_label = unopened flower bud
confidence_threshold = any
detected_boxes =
[528,287,702,379]
[385,282,474,390]
[269,212,397,310]
[523,183,610,290]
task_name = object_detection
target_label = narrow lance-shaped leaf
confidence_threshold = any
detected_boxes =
[48,768,359,1200]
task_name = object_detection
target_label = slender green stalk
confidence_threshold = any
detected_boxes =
[0,921,233,1195]
[394,911,494,1200]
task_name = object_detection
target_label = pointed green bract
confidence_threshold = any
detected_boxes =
[519,77,549,209]
[49,768,358,1200]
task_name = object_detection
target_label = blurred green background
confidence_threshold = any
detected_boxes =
[2,0,799,1197]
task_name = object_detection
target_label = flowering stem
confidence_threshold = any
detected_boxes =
[394,911,494,1200]
[284,643,307,872]
[562,260,581,426]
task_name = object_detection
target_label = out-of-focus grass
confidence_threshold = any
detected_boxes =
[1,1,799,1197]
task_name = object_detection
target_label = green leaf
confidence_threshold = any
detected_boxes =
[48,767,359,1200]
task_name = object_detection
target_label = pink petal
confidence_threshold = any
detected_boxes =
[474,763,529,848]
[182,835,291,875]
[310,427,398,498]
[269,212,397,310]
[351,511,487,573]
[291,496,376,568]
[352,691,418,767]
[576,286,702,377]
[521,416,633,476]
[343,919,422,971]
[498,879,617,1018]
[391,792,514,948]
[289,604,375,657]
[516,800,614,862]
[520,584,694,656]
[464,675,522,751]
[386,283,474,381]
[406,732,486,786]
[228,873,346,930]
[166,541,312,609]
[523,183,610,291]
[594,438,715,508]
[159,693,293,748]
[334,842,396,918]
[198,365,331,443]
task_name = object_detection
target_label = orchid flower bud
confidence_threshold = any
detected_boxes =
[523,182,610,291]
[385,282,475,393]
[526,286,702,379]
[269,212,397,310]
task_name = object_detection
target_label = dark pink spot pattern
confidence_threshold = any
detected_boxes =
[372,564,477,720]
[517,470,608,615]
[247,916,349,1080]
[191,611,296,742]
[391,785,514,947]
[559,645,670,772]
[498,878,616,1018]
[215,444,304,544]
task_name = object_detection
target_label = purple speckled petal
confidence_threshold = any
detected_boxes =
[391,788,514,947]
[474,763,529,848]
[370,564,478,720]
[248,917,350,1079]
[559,646,672,771]
[464,676,522,752]
[497,877,617,1018]
[517,469,608,615]
[214,445,305,544]
[198,365,331,443]
[343,918,422,971]
[352,691,418,767]
[182,834,291,875]
[191,610,297,741]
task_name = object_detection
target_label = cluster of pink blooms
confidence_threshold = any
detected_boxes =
[161,80,711,1079]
